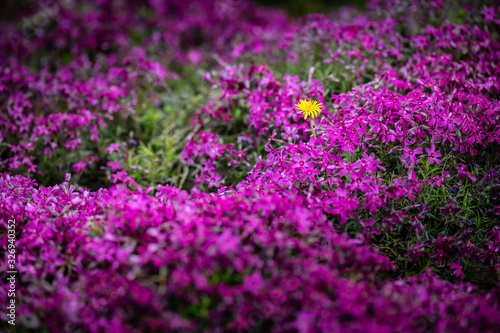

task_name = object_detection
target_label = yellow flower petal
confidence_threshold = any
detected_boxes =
[295,99,323,120]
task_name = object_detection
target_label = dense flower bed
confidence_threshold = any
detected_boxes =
[2,174,500,332]
[1,0,500,332]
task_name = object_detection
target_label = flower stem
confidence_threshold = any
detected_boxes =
[310,118,317,139]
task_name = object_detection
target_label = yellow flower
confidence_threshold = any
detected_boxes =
[295,99,322,120]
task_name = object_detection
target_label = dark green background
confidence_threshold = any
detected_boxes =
[255,0,367,17]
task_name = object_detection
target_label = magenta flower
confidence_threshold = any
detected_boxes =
[440,200,461,216]
[206,173,223,188]
[106,143,121,155]
[359,218,381,243]
[405,242,425,263]
[72,161,87,173]
[106,161,122,172]
[282,126,300,141]
[456,164,476,182]
[300,167,321,183]
[450,260,464,279]
[425,145,441,164]
[401,147,423,164]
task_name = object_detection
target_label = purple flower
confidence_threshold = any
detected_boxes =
[106,161,122,172]
[426,145,441,164]
[440,200,461,216]
[456,164,477,182]
[282,126,300,141]
[206,173,223,188]
[450,260,464,279]
[359,217,381,243]
[405,242,425,263]
[106,143,121,155]
[401,147,423,164]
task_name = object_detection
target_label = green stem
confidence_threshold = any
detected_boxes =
[310,118,317,139]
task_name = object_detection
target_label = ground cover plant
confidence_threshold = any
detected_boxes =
[1,0,500,332]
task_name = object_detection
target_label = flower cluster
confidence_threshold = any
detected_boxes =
[1,174,500,332]
[0,0,290,185]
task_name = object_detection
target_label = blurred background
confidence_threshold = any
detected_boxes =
[0,0,368,21]
[255,0,367,16]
